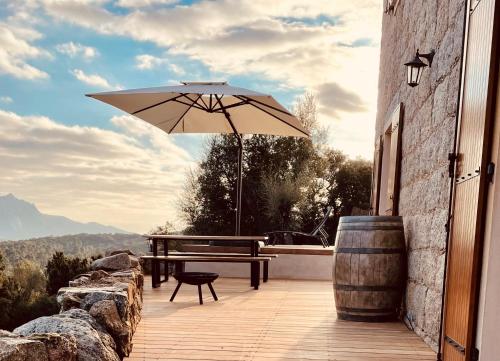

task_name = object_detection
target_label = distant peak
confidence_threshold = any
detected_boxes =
[2,193,17,200]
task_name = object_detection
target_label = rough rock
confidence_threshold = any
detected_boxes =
[1,250,143,360]
[106,249,135,257]
[90,270,111,280]
[90,300,130,357]
[129,256,140,268]
[26,333,77,361]
[91,253,131,271]
[58,292,83,311]
[14,310,119,361]
[0,336,47,361]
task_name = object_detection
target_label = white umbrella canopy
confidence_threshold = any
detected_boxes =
[87,81,310,235]
[87,82,309,138]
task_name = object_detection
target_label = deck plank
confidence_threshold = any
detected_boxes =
[125,277,436,361]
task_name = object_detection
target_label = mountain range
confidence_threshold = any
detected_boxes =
[0,194,128,241]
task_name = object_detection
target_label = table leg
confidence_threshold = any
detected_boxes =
[152,259,160,288]
[251,261,260,290]
[263,261,268,283]
[163,240,169,281]
[175,261,185,274]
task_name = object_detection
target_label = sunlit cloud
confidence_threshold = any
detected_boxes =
[0,108,194,232]
[36,0,381,158]
[0,22,50,80]
[135,54,185,75]
[56,41,99,59]
[0,96,13,104]
[116,0,179,8]
[70,68,119,89]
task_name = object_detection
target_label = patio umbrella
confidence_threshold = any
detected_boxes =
[87,81,309,235]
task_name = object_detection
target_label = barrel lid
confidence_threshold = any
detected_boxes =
[338,216,403,223]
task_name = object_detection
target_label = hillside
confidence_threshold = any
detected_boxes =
[0,194,128,240]
[0,233,146,268]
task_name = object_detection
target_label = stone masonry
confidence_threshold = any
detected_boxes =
[375,1,465,350]
[0,251,143,361]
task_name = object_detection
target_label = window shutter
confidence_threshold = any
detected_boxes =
[370,135,383,215]
[385,103,403,216]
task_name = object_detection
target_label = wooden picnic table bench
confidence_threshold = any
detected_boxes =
[142,234,272,290]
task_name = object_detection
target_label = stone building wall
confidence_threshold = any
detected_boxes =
[375,0,465,350]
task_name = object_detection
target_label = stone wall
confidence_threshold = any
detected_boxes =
[0,251,143,361]
[375,1,465,350]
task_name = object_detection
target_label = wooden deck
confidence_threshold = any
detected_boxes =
[125,277,436,361]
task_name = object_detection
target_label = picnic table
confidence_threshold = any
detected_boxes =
[142,235,272,290]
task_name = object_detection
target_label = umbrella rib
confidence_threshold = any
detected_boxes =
[172,98,206,111]
[211,100,248,112]
[214,94,240,137]
[198,96,209,110]
[132,93,186,115]
[234,96,309,137]
[166,94,203,134]
[237,95,294,116]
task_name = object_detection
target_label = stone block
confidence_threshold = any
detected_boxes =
[91,253,131,271]
[14,310,119,361]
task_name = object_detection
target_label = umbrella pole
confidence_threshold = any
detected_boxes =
[235,135,243,236]
[220,106,243,236]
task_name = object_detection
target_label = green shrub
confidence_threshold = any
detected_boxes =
[0,256,59,330]
[46,252,90,295]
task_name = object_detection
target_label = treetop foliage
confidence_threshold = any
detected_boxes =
[179,94,372,243]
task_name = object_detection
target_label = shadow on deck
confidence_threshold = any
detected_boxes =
[125,277,435,361]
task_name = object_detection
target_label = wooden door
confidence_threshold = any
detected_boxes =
[385,103,403,216]
[442,1,499,360]
[370,135,383,215]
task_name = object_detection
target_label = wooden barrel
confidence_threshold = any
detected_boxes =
[333,216,406,322]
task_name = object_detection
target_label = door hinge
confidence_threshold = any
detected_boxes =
[445,214,453,233]
[471,347,479,361]
[445,336,465,355]
[487,162,495,183]
[448,153,458,178]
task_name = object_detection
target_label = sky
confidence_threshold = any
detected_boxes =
[0,0,382,233]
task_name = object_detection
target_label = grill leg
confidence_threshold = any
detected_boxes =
[198,285,203,305]
[207,282,218,301]
[263,261,269,283]
[170,282,182,302]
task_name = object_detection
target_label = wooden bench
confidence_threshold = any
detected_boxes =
[169,251,278,283]
[141,255,272,290]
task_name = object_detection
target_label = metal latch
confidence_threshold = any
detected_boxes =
[471,347,479,361]
[487,162,495,183]
[448,153,458,178]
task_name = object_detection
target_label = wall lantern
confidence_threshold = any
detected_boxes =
[404,49,435,87]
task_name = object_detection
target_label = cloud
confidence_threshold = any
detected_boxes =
[116,0,179,8]
[56,41,99,59]
[12,0,382,159]
[35,0,383,159]
[0,22,50,80]
[0,108,194,232]
[71,68,118,89]
[316,82,367,118]
[0,96,13,104]
[135,54,185,75]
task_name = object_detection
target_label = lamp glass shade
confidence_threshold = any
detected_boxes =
[404,54,428,87]
[407,64,424,87]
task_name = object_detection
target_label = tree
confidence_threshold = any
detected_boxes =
[0,251,5,274]
[178,93,372,243]
[0,259,58,330]
[46,252,89,295]
[12,260,46,303]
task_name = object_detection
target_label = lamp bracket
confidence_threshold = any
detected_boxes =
[417,49,435,67]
